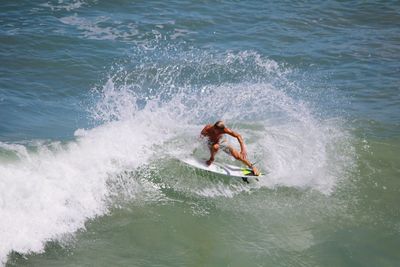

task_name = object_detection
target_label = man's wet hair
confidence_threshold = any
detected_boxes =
[214,120,225,129]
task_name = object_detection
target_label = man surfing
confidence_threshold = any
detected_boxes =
[200,120,260,176]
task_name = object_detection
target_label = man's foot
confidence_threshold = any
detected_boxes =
[206,159,214,166]
[251,166,260,176]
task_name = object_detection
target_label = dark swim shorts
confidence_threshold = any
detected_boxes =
[207,139,231,154]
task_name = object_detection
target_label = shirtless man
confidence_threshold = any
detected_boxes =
[200,120,260,176]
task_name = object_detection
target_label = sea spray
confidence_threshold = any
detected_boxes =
[87,49,354,197]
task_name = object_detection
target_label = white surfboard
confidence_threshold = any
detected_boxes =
[179,157,263,183]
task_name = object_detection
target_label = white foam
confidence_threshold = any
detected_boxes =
[0,117,176,264]
[59,15,120,41]
[41,0,88,12]
[170,28,196,40]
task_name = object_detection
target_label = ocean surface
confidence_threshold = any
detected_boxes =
[1,1,399,266]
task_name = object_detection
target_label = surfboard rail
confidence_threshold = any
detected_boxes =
[179,157,263,183]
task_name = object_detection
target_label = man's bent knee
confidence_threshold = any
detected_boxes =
[212,143,220,151]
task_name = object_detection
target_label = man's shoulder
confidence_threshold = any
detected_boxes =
[223,127,237,135]
[201,124,212,134]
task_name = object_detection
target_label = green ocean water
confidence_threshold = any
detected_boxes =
[1,1,400,266]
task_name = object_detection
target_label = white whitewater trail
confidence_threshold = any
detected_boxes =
[0,110,177,264]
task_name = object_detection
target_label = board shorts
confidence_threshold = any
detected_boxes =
[207,139,231,154]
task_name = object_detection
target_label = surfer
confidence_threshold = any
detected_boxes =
[200,120,260,175]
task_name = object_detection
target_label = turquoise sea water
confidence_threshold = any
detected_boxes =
[1,1,399,266]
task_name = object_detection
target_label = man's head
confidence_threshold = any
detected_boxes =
[214,120,225,130]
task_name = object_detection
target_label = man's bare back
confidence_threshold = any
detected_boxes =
[200,120,260,176]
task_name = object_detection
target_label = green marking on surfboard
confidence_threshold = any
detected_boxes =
[241,168,263,177]
[241,168,252,175]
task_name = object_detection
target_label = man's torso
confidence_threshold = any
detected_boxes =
[204,125,225,144]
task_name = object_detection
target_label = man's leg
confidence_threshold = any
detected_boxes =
[227,146,260,175]
[206,143,219,166]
